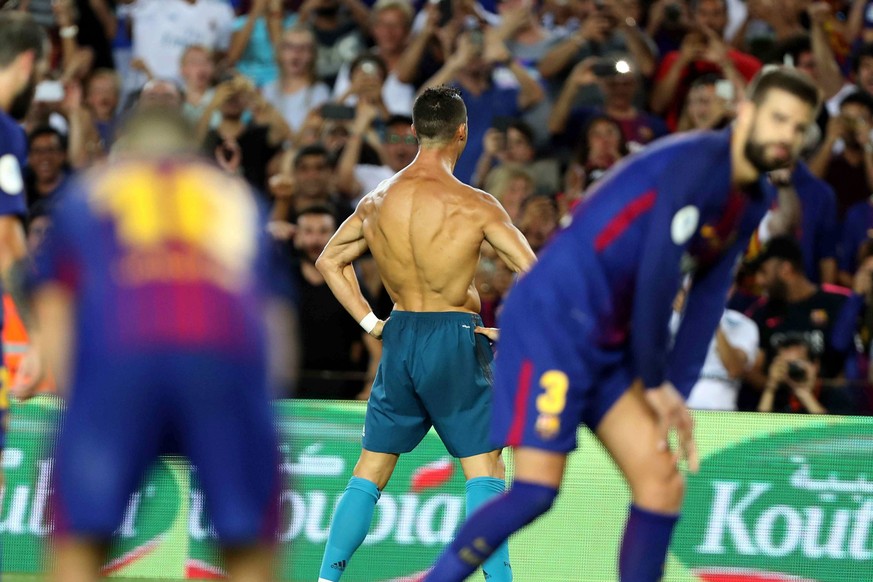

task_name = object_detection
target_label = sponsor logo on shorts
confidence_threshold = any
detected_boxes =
[535,414,560,440]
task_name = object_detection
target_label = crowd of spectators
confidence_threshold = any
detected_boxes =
[7,0,873,413]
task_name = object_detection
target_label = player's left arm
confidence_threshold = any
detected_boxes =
[481,193,537,274]
[315,208,381,336]
[631,192,689,391]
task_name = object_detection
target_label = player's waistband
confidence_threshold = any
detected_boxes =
[389,310,483,324]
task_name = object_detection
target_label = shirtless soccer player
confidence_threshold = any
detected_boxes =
[426,66,819,582]
[314,86,536,582]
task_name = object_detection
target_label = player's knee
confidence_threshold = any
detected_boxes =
[353,452,397,490]
[633,469,685,513]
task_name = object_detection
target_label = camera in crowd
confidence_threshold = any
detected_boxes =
[787,360,808,383]
[773,332,820,384]
[592,57,632,78]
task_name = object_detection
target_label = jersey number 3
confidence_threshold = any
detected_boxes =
[536,370,569,415]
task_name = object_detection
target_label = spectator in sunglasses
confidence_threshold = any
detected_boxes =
[336,109,417,204]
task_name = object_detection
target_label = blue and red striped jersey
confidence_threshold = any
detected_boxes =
[525,128,774,396]
[33,157,274,358]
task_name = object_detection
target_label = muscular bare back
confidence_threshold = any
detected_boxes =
[316,148,535,329]
[356,159,533,313]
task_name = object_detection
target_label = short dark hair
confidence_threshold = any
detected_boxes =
[385,114,413,129]
[766,34,811,67]
[296,205,337,224]
[350,53,388,80]
[840,90,873,118]
[690,72,724,90]
[112,107,197,154]
[747,66,820,111]
[753,235,805,273]
[507,120,534,146]
[28,125,67,150]
[0,12,46,69]
[852,43,873,75]
[294,144,330,168]
[412,86,467,144]
[774,331,822,360]
[574,114,629,164]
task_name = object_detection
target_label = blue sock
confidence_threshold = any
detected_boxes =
[425,481,557,582]
[618,504,679,582]
[318,477,381,581]
[465,477,512,581]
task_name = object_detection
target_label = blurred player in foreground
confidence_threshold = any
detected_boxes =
[0,12,47,483]
[314,86,536,582]
[15,108,293,582]
[426,67,819,581]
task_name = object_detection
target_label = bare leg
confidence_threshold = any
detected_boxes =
[595,382,685,581]
[511,447,567,488]
[595,382,685,513]
[458,449,504,480]
[351,449,399,490]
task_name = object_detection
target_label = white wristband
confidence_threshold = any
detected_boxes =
[359,312,379,334]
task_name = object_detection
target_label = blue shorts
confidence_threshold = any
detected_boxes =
[52,350,280,545]
[363,311,495,458]
[490,285,634,453]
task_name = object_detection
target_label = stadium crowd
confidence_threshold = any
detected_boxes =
[5,0,873,414]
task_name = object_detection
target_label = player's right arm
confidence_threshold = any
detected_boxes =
[480,193,537,274]
[315,206,383,338]
[628,180,700,471]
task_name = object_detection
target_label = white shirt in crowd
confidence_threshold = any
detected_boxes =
[130,0,235,82]
[261,82,331,133]
[331,63,415,116]
[671,309,759,411]
[352,164,394,205]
